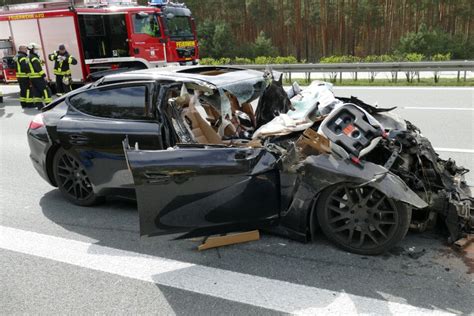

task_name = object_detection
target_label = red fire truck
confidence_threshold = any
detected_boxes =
[0,0,199,84]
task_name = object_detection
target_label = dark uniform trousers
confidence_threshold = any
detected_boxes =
[55,75,72,94]
[15,52,32,107]
[30,78,52,108]
[18,77,31,108]
[28,53,52,109]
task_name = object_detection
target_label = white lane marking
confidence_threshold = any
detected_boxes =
[400,107,473,111]
[434,148,474,154]
[0,226,453,315]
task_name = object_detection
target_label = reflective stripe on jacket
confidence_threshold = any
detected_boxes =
[48,51,77,76]
[28,53,45,79]
[14,52,30,78]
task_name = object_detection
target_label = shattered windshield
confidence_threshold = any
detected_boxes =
[178,75,266,119]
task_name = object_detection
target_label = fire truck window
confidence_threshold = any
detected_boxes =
[167,16,193,39]
[133,14,161,37]
[69,85,151,120]
[79,14,129,59]
[83,15,105,37]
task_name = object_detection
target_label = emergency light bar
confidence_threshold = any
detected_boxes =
[149,0,187,7]
[148,0,167,5]
[82,0,137,6]
[0,1,70,11]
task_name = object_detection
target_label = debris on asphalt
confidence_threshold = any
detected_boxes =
[197,230,260,251]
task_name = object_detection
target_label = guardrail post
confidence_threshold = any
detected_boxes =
[339,72,342,83]
[391,71,398,83]
[464,71,467,82]
[457,71,460,82]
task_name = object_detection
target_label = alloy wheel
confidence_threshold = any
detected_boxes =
[56,152,93,201]
[321,184,399,250]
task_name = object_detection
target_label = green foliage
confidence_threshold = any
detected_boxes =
[448,35,474,59]
[431,53,451,61]
[185,0,472,61]
[320,55,361,63]
[217,57,232,65]
[199,56,301,65]
[251,31,278,58]
[364,55,381,62]
[232,57,253,65]
[200,52,455,66]
[197,20,235,58]
[254,56,274,64]
[378,55,394,62]
[320,54,427,63]
[273,56,298,64]
[199,57,217,65]
[404,53,425,62]
[320,56,341,63]
[395,25,473,59]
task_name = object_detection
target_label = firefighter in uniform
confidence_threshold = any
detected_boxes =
[14,45,32,108]
[48,44,77,95]
[27,43,52,110]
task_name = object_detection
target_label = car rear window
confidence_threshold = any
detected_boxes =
[69,85,150,120]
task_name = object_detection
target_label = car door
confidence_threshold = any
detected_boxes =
[57,81,163,194]
[123,141,281,238]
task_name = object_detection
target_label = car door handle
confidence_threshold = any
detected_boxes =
[144,171,196,184]
[144,172,171,184]
[69,134,89,145]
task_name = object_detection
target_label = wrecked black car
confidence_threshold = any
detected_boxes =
[119,66,473,255]
[29,66,473,254]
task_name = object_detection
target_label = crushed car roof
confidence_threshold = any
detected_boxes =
[101,66,266,87]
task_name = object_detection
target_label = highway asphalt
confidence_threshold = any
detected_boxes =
[1,84,473,315]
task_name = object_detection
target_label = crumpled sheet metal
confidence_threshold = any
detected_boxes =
[301,154,428,209]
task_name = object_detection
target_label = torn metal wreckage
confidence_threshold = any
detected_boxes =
[120,67,473,255]
[28,65,472,255]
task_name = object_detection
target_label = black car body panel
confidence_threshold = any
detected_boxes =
[27,65,472,252]
[277,154,428,240]
[27,125,53,185]
[125,140,427,240]
[28,66,273,197]
[124,140,280,237]
[27,101,70,186]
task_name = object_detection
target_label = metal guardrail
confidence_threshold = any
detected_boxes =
[238,61,474,73]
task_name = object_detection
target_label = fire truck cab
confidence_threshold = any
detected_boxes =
[0,0,199,84]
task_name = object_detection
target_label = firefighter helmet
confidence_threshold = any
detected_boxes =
[27,42,41,50]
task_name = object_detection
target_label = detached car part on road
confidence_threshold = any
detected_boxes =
[27,66,473,255]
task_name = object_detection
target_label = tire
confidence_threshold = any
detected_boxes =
[316,182,411,255]
[53,147,104,206]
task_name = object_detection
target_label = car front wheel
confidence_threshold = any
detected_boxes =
[316,182,411,255]
[53,147,103,206]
